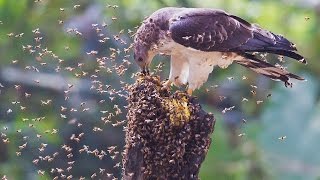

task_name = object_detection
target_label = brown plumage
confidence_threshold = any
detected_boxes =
[134,7,306,93]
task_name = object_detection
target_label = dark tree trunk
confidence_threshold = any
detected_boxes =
[123,76,216,180]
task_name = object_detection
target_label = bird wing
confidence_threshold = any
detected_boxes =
[169,9,306,63]
[169,9,254,52]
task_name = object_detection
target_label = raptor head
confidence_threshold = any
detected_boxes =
[133,15,168,74]
[133,7,181,75]
[133,40,153,75]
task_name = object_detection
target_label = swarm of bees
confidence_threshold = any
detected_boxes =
[124,75,215,179]
[0,2,133,179]
[0,1,290,179]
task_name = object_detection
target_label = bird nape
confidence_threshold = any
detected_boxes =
[133,7,306,95]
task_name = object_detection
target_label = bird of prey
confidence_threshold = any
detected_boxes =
[133,7,306,95]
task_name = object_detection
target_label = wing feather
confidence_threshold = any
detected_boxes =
[169,9,306,63]
[169,9,253,52]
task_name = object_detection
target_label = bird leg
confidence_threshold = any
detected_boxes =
[187,88,193,95]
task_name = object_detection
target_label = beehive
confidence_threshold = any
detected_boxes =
[123,75,215,180]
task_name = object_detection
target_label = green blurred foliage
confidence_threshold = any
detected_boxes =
[0,0,319,180]
[259,75,320,180]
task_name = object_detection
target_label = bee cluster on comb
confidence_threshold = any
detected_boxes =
[123,75,216,179]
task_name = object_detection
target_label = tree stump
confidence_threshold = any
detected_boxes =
[123,75,216,180]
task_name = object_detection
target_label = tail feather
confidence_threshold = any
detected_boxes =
[237,30,307,64]
[253,48,306,64]
[236,53,304,87]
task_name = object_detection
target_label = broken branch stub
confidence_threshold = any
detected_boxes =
[123,75,216,180]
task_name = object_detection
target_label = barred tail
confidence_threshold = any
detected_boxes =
[236,53,304,87]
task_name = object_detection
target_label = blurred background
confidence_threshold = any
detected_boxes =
[0,0,319,179]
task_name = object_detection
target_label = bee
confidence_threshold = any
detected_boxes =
[256,100,263,104]
[37,170,45,175]
[6,109,12,114]
[33,159,39,165]
[99,168,105,174]
[278,136,286,140]
[12,60,18,64]
[7,33,14,37]
[73,4,80,9]
[91,173,97,179]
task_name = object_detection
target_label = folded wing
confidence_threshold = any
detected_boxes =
[169,9,306,85]
[169,9,306,63]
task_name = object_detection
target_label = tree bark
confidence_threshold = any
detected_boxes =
[123,76,216,180]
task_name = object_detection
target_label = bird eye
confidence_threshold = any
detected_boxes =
[137,57,143,62]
